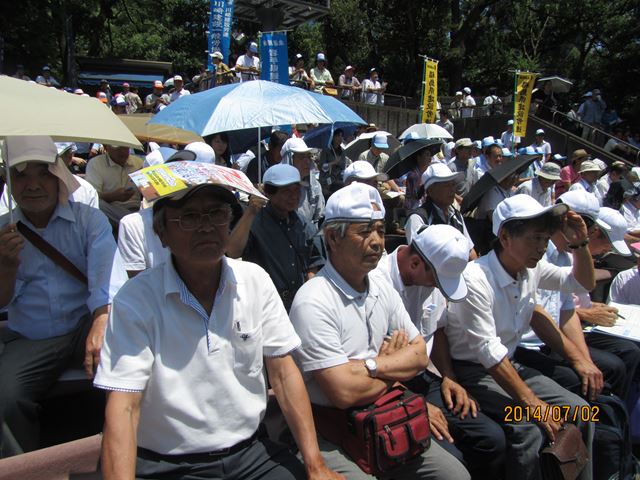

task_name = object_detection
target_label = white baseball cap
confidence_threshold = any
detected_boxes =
[463,87,471,94]
[316,52,326,62]
[421,163,464,190]
[210,51,223,59]
[507,119,514,126]
[557,190,611,236]
[492,194,568,236]
[535,128,545,135]
[280,137,313,165]
[173,75,183,82]
[249,42,258,53]
[598,207,631,256]
[144,147,196,167]
[185,142,215,163]
[263,163,301,187]
[411,224,470,302]
[455,91,463,96]
[325,182,385,223]
[55,142,76,156]
[343,160,388,182]
[372,133,389,149]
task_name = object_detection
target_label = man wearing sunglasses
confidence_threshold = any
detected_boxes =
[95,183,342,480]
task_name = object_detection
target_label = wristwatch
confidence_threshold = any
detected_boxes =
[364,358,378,378]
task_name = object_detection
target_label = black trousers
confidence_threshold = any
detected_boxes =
[406,371,507,480]
[585,332,640,400]
[135,435,306,480]
[0,318,88,457]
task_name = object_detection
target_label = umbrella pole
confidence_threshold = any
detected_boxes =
[258,128,262,184]
[2,142,14,224]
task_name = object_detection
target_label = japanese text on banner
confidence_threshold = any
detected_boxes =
[513,71,537,138]
[208,0,235,70]
[259,32,289,85]
[421,59,438,123]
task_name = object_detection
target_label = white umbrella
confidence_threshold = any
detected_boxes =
[398,123,453,141]
[343,131,401,162]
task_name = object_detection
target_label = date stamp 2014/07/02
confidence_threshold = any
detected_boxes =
[504,405,600,423]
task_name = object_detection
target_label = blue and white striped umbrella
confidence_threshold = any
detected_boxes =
[149,80,366,153]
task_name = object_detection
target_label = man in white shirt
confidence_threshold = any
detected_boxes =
[569,161,603,205]
[596,161,627,201]
[290,183,470,479]
[609,248,640,305]
[236,42,261,82]
[96,183,342,480]
[361,68,385,106]
[461,87,475,118]
[84,144,144,221]
[310,53,334,94]
[622,187,640,240]
[376,225,506,479]
[515,162,561,207]
[446,194,596,480]
[500,120,521,151]
[169,75,190,102]
[530,129,552,163]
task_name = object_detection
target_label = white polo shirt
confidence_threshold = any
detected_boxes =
[609,267,640,305]
[95,257,300,454]
[374,248,447,343]
[515,178,553,207]
[117,208,169,272]
[622,201,640,231]
[446,250,586,369]
[519,241,575,349]
[290,260,419,407]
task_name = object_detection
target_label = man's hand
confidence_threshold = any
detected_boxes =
[426,402,454,443]
[561,210,589,246]
[71,156,87,168]
[0,224,24,270]
[247,195,267,214]
[528,398,563,442]
[571,358,604,401]
[440,377,478,419]
[579,303,618,327]
[306,464,345,480]
[84,308,109,378]
[378,330,409,356]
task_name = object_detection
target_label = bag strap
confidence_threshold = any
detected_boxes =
[373,386,406,407]
[16,221,89,285]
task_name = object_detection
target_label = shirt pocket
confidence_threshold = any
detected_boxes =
[232,324,263,376]
[420,303,439,340]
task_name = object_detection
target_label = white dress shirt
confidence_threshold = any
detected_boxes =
[515,178,553,207]
[446,250,587,369]
[95,257,300,454]
[622,201,640,231]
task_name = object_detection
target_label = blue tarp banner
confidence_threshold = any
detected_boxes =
[208,0,234,70]
[259,32,289,85]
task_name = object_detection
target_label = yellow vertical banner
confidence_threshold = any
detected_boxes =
[513,71,537,138]
[421,59,438,123]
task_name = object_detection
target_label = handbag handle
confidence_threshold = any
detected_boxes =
[373,386,406,407]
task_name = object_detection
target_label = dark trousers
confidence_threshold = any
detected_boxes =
[514,345,628,399]
[0,318,88,457]
[135,436,306,480]
[406,371,507,480]
[585,332,640,401]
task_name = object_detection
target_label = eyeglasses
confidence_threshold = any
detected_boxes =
[168,208,232,230]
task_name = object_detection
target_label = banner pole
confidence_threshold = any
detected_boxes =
[419,58,427,123]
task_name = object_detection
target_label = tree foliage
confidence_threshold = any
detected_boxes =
[1,0,638,122]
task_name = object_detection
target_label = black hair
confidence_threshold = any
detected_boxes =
[269,131,290,150]
[263,183,279,196]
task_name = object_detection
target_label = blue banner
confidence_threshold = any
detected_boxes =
[259,32,289,85]
[208,0,234,70]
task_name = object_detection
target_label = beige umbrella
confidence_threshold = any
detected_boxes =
[0,76,141,222]
[0,76,141,148]
[118,114,203,146]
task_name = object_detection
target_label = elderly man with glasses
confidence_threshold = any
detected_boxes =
[95,183,342,480]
